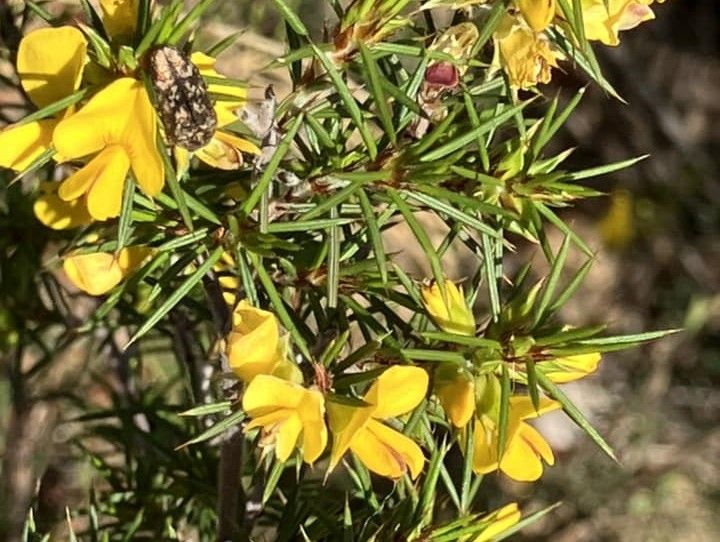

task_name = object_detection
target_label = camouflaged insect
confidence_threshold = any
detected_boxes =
[148,46,217,151]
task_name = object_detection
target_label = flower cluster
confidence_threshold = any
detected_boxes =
[422,279,601,482]
[228,286,601,486]
[0,0,260,296]
[417,0,665,90]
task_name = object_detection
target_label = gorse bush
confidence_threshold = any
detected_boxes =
[0,0,674,540]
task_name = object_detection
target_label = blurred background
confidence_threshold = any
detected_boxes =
[1,1,719,540]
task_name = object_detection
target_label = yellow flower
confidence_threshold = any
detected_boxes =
[0,27,87,171]
[226,300,301,383]
[99,0,138,40]
[517,0,556,32]
[472,502,522,542]
[328,365,428,479]
[494,15,562,89]
[580,0,660,46]
[473,396,560,481]
[421,279,475,336]
[243,374,328,464]
[33,182,93,230]
[537,352,602,383]
[52,77,164,220]
[435,365,475,428]
[63,246,151,296]
[188,52,260,170]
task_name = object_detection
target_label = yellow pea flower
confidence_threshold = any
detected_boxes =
[33,182,93,230]
[187,53,261,170]
[494,14,562,89]
[421,279,476,336]
[243,374,328,464]
[99,0,138,40]
[537,352,602,383]
[472,502,522,542]
[52,77,164,221]
[435,365,475,428]
[580,0,660,46]
[517,0,556,32]
[0,27,87,171]
[63,246,151,296]
[328,365,428,480]
[473,396,560,481]
[226,300,301,383]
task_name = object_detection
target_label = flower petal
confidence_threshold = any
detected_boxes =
[63,252,124,295]
[100,0,138,39]
[17,26,87,108]
[116,246,152,273]
[499,423,546,482]
[351,419,425,479]
[298,389,328,464]
[539,352,602,383]
[435,369,475,428]
[0,119,57,171]
[191,52,247,127]
[195,131,260,170]
[227,301,282,382]
[53,78,137,159]
[364,365,428,419]
[472,416,500,475]
[53,78,164,196]
[242,375,305,416]
[327,400,375,473]
[474,503,521,542]
[518,422,555,465]
[59,145,130,221]
[421,279,476,336]
[275,413,303,462]
[509,395,560,421]
[123,83,164,196]
[33,185,93,230]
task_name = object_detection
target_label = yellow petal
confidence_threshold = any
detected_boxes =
[421,279,475,336]
[518,422,554,465]
[34,186,93,230]
[191,52,247,127]
[351,419,425,479]
[116,246,152,274]
[435,371,475,428]
[227,301,281,382]
[53,78,164,197]
[242,375,305,416]
[496,17,561,89]
[327,400,375,473]
[275,412,303,462]
[509,395,560,421]
[581,0,655,46]
[364,365,428,419]
[499,422,548,482]
[99,0,138,39]
[298,389,328,464]
[472,416,500,474]
[0,119,57,171]
[17,26,87,108]
[474,503,521,542]
[122,83,164,196]
[195,132,245,171]
[539,352,602,383]
[518,0,556,32]
[58,145,130,221]
[63,252,124,295]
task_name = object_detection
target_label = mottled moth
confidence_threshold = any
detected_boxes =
[148,45,217,151]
